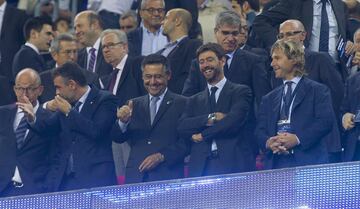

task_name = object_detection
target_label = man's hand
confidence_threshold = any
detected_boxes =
[345,41,357,56]
[352,51,360,67]
[214,112,226,121]
[117,100,133,123]
[46,99,58,112]
[16,95,35,122]
[277,132,299,150]
[266,136,289,155]
[192,133,203,143]
[138,152,164,172]
[342,112,355,130]
[54,95,72,115]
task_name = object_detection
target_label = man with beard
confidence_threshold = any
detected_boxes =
[178,43,252,177]
[12,17,54,79]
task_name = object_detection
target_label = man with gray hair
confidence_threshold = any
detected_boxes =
[119,10,138,34]
[39,33,100,103]
[127,0,168,56]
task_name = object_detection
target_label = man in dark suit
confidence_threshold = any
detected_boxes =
[23,62,118,191]
[39,33,100,103]
[0,0,28,80]
[127,0,168,57]
[159,8,202,94]
[12,17,54,79]
[178,43,252,177]
[0,68,54,197]
[0,75,15,106]
[110,54,189,183]
[75,10,113,78]
[255,40,336,169]
[252,0,358,80]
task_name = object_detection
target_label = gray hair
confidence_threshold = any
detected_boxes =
[215,10,241,29]
[120,10,138,26]
[50,33,76,53]
[141,0,165,9]
[100,29,128,44]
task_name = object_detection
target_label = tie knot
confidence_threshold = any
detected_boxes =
[211,86,218,94]
[151,96,160,103]
[73,101,82,111]
[89,47,96,53]
[320,0,327,4]
[285,81,293,86]
[114,68,120,73]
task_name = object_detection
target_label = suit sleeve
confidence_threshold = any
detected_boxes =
[182,59,203,96]
[255,95,272,150]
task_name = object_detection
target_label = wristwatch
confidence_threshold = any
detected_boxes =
[208,113,216,123]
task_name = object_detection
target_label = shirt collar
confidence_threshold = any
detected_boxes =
[78,86,91,104]
[25,42,40,54]
[0,1,6,12]
[283,76,302,85]
[314,0,327,4]
[115,54,128,70]
[226,50,236,60]
[142,24,162,35]
[149,88,168,101]
[87,38,101,52]
[207,77,227,92]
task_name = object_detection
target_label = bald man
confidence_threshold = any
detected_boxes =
[0,68,54,197]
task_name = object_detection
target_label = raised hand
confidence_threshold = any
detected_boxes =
[117,100,133,123]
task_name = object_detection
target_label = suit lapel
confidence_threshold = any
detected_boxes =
[79,87,98,116]
[228,49,244,75]
[216,81,232,111]
[151,91,174,128]
[271,87,283,124]
[167,37,189,58]
[142,95,151,127]
[330,0,345,37]
[116,59,131,92]
[291,78,306,112]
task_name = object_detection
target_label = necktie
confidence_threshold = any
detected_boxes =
[223,55,230,77]
[88,47,96,72]
[209,86,218,112]
[280,81,293,120]
[15,116,28,149]
[319,0,329,52]
[108,68,119,93]
[74,101,82,112]
[150,96,160,125]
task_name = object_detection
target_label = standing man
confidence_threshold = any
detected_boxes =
[40,33,100,103]
[12,17,54,78]
[127,0,168,56]
[255,40,335,169]
[0,68,54,197]
[110,54,189,183]
[75,10,113,78]
[22,62,118,191]
[160,8,202,94]
[178,43,253,177]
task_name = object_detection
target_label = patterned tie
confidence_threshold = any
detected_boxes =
[150,96,160,125]
[88,47,96,72]
[209,86,218,112]
[108,68,120,93]
[15,116,28,149]
[319,0,329,52]
[280,81,293,120]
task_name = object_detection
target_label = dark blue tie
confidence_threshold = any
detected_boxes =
[209,86,218,112]
[319,0,329,52]
[280,81,293,120]
[15,116,28,149]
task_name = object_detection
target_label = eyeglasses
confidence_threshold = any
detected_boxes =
[59,49,77,56]
[142,8,165,14]
[101,42,123,50]
[218,30,240,37]
[277,31,304,39]
[14,86,39,93]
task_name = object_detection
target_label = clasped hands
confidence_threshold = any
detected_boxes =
[46,95,72,115]
[266,132,299,155]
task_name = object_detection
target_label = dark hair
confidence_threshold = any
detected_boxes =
[141,54,171,73]
[196,43,226,60]
[54,17,71,30]
[237,0,260,12]
[53,62,87,86]
[24,16,53,41]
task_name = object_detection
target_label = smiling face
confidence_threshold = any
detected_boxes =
[198,50,225,85]
[215,24,240,53]
[271,48,296,80]
[140,0,165,31]
[74,13,97,46]
[142,64,170,96]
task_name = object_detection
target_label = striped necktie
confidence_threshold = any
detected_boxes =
[15,116,28,149]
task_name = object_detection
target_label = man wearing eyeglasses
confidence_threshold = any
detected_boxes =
[272,19,343,163]
[39,33,101,103]
[127,0,168,56]
[0,68,54,197]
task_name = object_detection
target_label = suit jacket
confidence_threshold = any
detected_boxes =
[158,37,202,94]
[39,67,101,103]
[0,104,54,195]
[127,28,143,57]
[0,75,15,106]
[0,4,28,80]
[255,77,334,169]
[31,87,118,191]
[110,91,189,183]
[340,73,360,161]
[101,56,145,106]
[12,45,47,79]
[77,47,113,78]
[178,81,253,177]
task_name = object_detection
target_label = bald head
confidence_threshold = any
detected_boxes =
[74,10,103,46]
[14,69,43,106]
[15,69,41,86]
[278,19,306,44]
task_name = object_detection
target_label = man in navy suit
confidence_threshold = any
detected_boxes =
[159,8,202,94]
[255,40,335,169]
[12,17,54,79]
[110,54,189,183]
[22,62,118,191]
[75,10,113,78]
[178,43,253,177]
[0,68,54,197]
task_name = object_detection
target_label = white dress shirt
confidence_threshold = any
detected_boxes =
[0,1,6,35]
[141,25,168,56]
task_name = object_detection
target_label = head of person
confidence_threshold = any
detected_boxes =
[141,54,171,96]
[278,19,307,44]
[238,18,249,47]
[344,0,360,18]
[140,0,166,31]
[271,39,305,80]
[50,33,78,66]
[214,10,242,53]
[196,43,226,85]
[74,10,104,47]
[119,10,138,33]
[352,28,360,67]
[235,0,260,13]
[162,8,192,38]
[54,17,71,35]
[354,28,360,44]
[101,29,128,67]
[24,16,54,51]
[14,68,43,106]
[53,62,87,104]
